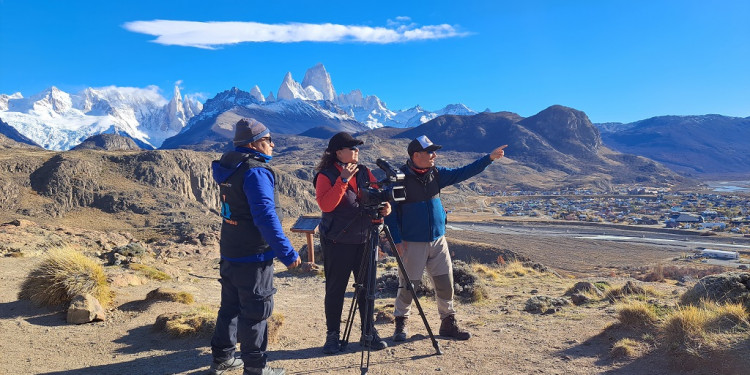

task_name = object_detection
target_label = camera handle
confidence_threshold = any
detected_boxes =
[340,220,442,375]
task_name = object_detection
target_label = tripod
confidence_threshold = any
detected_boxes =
[340,209,442,375]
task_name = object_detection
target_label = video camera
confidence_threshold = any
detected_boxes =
[359,158,406,210]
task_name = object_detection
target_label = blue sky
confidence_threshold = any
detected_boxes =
[1,0,748,123]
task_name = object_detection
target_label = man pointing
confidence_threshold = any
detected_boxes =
[385,135,507,342]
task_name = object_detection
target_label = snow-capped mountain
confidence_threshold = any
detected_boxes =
[161,87,365,150]
[1,63,477,150]
[0,85,202,150]
[264,63,477,129]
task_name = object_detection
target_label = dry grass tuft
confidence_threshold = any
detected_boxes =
[637,264,726,282]
[129,263,171,281]
[473,264,500,280]
[18,246,111,307]
[145,288,194,304]
[502,260,533,277]
[611,338,641,359]
[616,301,658,327]
[605,281,656,302]
[267,312,285,344]
[154,305,216,337]
[661,301,749,356]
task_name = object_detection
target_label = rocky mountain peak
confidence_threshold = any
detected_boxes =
[277,72,306,101]
[249,85,265,102]
[301,63,336,101]
[519,105,602,156]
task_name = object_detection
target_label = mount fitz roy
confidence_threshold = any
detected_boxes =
[0,63,476,150]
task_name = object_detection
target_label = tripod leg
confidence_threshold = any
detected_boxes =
[360,224,381,374]
[342,241,372,349]
[382,225,443,355]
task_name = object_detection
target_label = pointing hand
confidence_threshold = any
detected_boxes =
[490,145,508,161]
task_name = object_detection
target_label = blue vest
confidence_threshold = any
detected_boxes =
[217,151,281,258]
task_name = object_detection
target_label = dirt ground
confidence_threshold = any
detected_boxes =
[0,223,746,375]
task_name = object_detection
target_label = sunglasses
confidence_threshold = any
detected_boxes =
[341,146,359,151]
[259,137,273,143]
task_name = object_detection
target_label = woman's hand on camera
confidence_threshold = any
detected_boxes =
[339,163,358,181]
[379,202,392,217]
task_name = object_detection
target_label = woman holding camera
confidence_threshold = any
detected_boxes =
[314,132,391,354]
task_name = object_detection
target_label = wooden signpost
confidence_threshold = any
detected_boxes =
[290,215,322,263]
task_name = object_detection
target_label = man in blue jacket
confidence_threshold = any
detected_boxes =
[385,135,506,342]
[209,118,301,375]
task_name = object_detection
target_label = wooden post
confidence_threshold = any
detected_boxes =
[306,233,315,263]
[290,215,321,264]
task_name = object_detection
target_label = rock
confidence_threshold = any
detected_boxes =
[115,242,146,257]
[67,294,105,324]
[621,280,645,295]
[681,272,750,309]
[109,273,147,287]
[570,293,590,305]
[6,219,35,228]
[565,281,604,297]
[524,296,570,314]
[298,242,322,263]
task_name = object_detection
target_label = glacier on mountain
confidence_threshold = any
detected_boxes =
[1,63,478,150]
[0,85,202,150]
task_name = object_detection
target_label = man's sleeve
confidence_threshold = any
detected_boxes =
[437,154,493,188]
[384,200,402,245]
[243,168,299,266]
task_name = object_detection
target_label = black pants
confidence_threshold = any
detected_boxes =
[322,238,371,334]
[211,259,275,370]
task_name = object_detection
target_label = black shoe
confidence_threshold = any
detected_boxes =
[360,328,387,351]
[393,316,408,342]
[322,331,341,354]
[243,367,286,375]
[439,314,471,340]
[208,357,243,375]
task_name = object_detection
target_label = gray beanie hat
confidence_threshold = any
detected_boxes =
[233,118,269,147]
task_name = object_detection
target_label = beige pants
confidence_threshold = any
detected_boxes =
[393,236,455,319]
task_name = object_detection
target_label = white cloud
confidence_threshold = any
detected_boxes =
[123,20,468,49]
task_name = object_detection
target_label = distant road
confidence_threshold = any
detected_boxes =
[448,222,750,252]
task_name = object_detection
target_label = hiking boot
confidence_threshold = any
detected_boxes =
[360,327,388,350]
[322,331,341,354]
[243,367,286,375]
[439,314,471,340]
[208,357,243,375]
[393,316,408,342]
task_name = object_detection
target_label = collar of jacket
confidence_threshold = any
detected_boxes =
[235,146,272,163]
[406,159,430,175]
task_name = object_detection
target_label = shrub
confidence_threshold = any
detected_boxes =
[661,304,715,355]
[18,247,111,307]
[661,301,748,356]
[154,305,216,337]
[616,301,658,327]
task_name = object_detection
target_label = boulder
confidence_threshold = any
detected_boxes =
[681,272,750,308]
[67,294,105,324]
